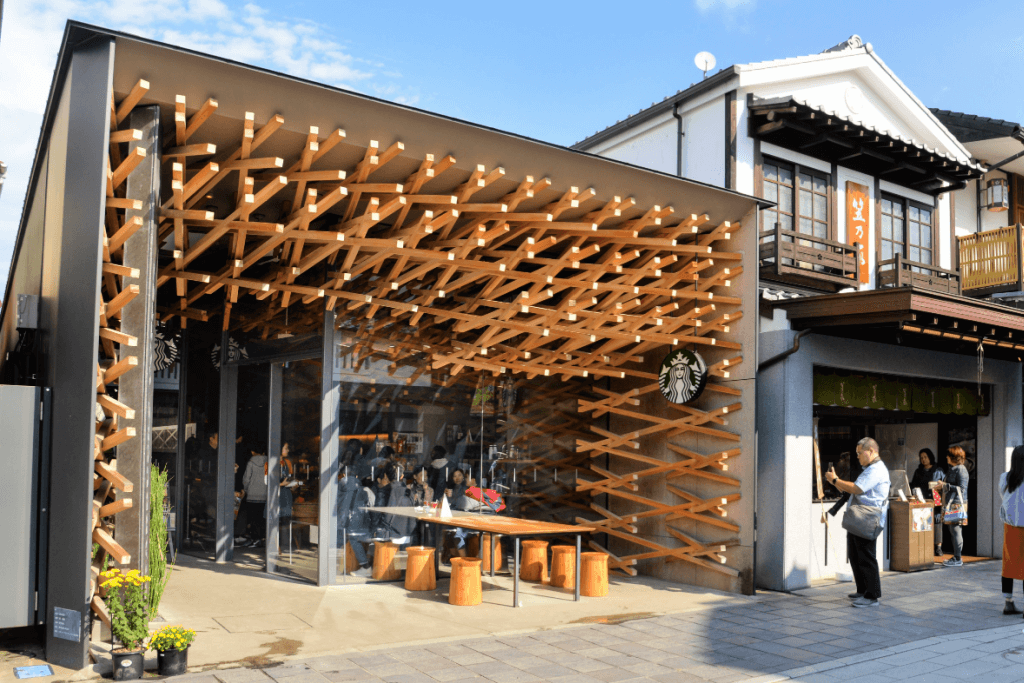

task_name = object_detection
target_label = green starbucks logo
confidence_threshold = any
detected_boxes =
[658,349,708,404]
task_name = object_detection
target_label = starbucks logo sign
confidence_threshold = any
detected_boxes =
[658,349,708,404]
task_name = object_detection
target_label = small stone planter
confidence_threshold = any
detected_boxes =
[156,647,189,676]
[111,649,145,681]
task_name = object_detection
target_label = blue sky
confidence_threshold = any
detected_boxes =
[2,0,1023,293]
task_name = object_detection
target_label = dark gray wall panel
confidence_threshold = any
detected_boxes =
[43,38,114,670]
[116,105,161,574]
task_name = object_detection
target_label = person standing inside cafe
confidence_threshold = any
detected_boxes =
[826,437,891,608]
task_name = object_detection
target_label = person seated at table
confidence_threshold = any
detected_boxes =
[409,466,434,507]
[445,468,470,509]
[370,464,416,546]
[337,466,373,577]
[428,446,451,502]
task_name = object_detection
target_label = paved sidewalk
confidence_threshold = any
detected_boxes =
[162,561,1019,683]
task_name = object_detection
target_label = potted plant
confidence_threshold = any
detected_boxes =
[149,626,195,676]
[100,568,152,681]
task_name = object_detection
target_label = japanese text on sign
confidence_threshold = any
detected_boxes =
[846,181,870,284]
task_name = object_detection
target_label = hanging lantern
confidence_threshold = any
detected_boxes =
[986,178,1009,212]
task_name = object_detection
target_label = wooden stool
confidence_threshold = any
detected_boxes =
[482,534,503,573]
[581,552,608,597]
[404,546,436,591]
[520,540,549,583]
[550,545,575,588]
[372,541,401,581]
[448,557,482,606]
[343,540,360,573]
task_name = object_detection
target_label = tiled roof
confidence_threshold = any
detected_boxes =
[752,97,983,172]
[930,109,1023,144]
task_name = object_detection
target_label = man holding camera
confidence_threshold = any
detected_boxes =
[826,437,891,608]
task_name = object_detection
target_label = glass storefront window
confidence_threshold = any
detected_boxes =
[329,336,584,584]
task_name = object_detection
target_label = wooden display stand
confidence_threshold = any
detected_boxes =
[889,500,936,572]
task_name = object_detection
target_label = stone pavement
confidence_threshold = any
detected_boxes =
[164,561,1024,683]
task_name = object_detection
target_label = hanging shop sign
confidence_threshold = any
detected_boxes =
[658,349,708,404]
[845,181,870,284]
[812,369,989,416]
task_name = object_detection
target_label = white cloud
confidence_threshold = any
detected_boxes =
[0,0,416,293]
[694,0,755,11]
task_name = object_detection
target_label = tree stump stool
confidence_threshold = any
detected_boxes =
[482,534,503,573]
[372,541,401,581]
[550,545,576,588]
[520,540,549,583]
[581,552,609,597]
[448,557,482,606]
[404,546,436,591]
[343,540,360,573]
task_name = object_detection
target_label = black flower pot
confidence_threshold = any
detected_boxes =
[112,649,145,681]
[157,648,189,676]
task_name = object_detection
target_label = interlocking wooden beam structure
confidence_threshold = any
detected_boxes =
[95,59,758,595]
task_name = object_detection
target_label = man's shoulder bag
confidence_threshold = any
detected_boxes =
[842,503,885,541]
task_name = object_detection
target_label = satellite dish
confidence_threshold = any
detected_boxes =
[694,51,717,79]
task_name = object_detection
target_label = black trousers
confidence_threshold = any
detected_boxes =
[243,501,266,540]
[847,533,881,600]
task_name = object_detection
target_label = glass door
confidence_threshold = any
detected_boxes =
[266,358,322,582]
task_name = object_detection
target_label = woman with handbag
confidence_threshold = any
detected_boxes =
[931,446,969,568]
[999,446,1024,615]
[910,449,946,557]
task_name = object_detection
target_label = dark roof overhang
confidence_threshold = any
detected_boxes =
[773,287,1024,362]
[750,97,984,195]
[930,109,1024,144]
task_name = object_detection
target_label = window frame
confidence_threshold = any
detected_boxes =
[759,155,834,243]
[878,192,938,267]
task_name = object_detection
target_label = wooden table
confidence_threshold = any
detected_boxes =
[365,507,593,606]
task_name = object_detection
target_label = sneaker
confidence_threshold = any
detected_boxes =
[351,566,372,578]
[848,592,863,599]
[1005,601,1021,615]
[233,536,249,544]
[942,558,963,567]
[852,596,879,608]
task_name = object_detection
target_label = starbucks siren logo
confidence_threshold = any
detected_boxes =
[658,349,708,404]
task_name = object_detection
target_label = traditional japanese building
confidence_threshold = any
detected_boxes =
[575,35,1024,591]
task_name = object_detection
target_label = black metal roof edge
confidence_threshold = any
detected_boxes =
[930,109,1023,143]
[0,23,105,334]
[750,96,985,179]
[570,67,741,151]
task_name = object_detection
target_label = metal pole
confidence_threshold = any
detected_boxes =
[513,537,520,607]
[575,534,581,602]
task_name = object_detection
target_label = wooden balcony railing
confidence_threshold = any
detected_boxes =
[759,224,859,291]
[958,224,1024,294]
[877,253,961,295]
